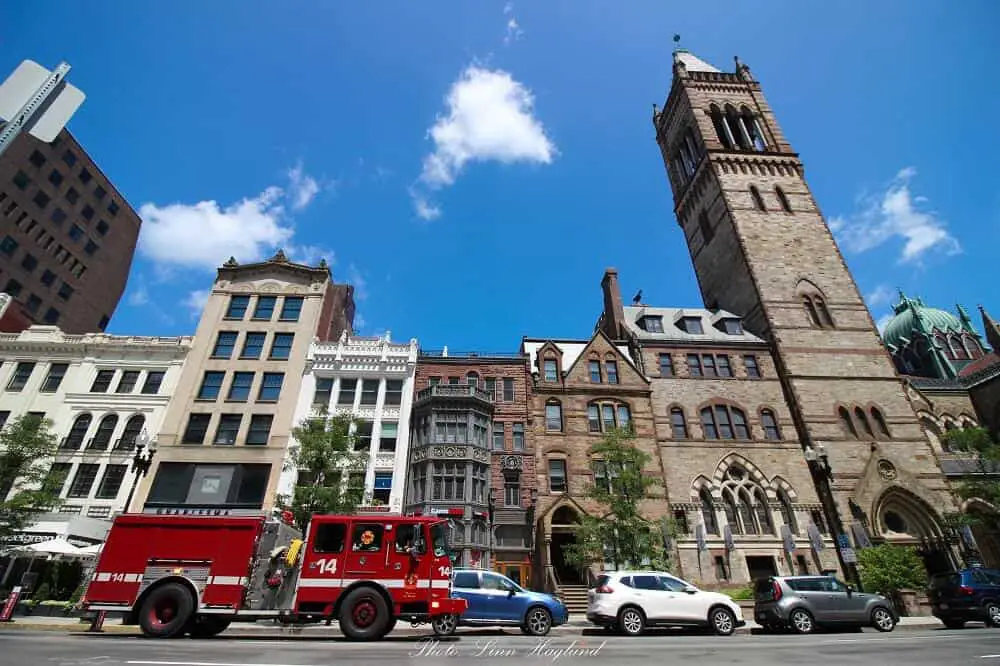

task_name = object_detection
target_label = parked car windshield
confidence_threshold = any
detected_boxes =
[591,575,611,589]
[753,578,777,601]
[430,522,449,557]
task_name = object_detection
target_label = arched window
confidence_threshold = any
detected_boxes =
[709,105,734,149]
[720,464,773,535]
[90,414,118,450]
[871,407,891,439]
[854,407,875,438]
[775,186,792,213]
[802,296,821,327]
[838,406,858,439]
[588,400,631,433]
[699,487,718,534]
[118,414,145,450]
[813,297,834,327]
[700,404,750,440]
[724,105,750,150]
[670,407,688,439]
[750,185,766,211]
[777,488,798,535]
[466,372,479,388]
[63,413,91,450]
[797,280,835,329]
[738,488,757,534]
[740,106,767,151]
[545,400,562,432]
[722,491,741,534]
[754,488,774,535]
[760,409,781,440]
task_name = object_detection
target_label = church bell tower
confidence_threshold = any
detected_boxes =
[654,47,959,575]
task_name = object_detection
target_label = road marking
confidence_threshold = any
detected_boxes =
[127,662,322,666]
[979,656,1000,659]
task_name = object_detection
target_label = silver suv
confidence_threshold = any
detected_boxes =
[753,576,898,634]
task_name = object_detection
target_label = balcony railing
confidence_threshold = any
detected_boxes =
[419,349,525,359]
[416,385,493,402]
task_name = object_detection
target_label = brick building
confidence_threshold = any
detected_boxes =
[405,351,534,583]
[0,129,140,333]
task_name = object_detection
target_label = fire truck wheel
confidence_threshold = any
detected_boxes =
[189,617,231,638]
[338,587,390,640]
[431,614,458,636]
[138,583,195,638]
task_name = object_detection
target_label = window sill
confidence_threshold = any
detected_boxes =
[256,398,279,404]
[224,399,249,403]
[238,356,262,361]
[193,398,217,402]
[268,356,290,361]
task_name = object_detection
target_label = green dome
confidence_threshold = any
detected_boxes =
[882,292,965,350]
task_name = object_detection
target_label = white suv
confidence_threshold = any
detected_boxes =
[587,571,745,636]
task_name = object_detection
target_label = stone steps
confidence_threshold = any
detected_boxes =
[557,584,590,615]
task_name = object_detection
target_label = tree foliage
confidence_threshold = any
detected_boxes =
[942,427,1000,509]
[857,544,928,597]
[0,414,64,550]
[283,409,367,531]
[562,427,674,572]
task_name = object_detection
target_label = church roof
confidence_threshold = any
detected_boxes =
[881,291,967,350]
[673,49,721,73]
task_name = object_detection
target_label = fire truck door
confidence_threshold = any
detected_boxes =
[299,521,346,596]
[344,521,385,578]
[388,524,426,599]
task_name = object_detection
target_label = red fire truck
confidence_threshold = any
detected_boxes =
[81,512,467,640]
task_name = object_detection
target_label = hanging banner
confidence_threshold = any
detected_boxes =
[807,523,824,552]
[0,587,21,622]
[780,524,795,554]
[661,517,674,551]
[695,523,707,551]
[723,524,735,551]
[851,522,872,549]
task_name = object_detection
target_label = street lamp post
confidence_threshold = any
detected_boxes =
[487,491,495,571]
[803,442,862,589]
[123,431,156,514]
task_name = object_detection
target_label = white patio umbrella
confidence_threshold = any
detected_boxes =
[23,538,83,557]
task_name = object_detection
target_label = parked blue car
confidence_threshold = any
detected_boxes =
[928,568,1000,628]
[433,569,569,636]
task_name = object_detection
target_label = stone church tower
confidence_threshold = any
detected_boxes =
[653,49,959,575]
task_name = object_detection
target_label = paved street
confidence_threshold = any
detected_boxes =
[1,627,998,666]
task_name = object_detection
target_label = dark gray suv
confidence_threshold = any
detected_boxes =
[753,576,898,634]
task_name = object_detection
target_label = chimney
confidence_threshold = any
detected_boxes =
[601,268,626,340]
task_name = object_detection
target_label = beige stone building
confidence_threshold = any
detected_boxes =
[132,251,355,515]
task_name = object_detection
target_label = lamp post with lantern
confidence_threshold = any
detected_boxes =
[123,431,156,514]
[803,442,862,589]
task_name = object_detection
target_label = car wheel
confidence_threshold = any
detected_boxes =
[522,607,552,636]
[943,619,965,630]
[338,586,390,640]
[788,608,814,635]
[986,602,1000,628]
[138,583,195,638]
[432,614,458,637]
[617,606,645,636]
[709,607,737,636]
[871,606,896,632]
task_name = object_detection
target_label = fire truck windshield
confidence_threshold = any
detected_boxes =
[430,522,449,557]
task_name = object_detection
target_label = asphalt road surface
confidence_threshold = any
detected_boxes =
[2,627,998,665]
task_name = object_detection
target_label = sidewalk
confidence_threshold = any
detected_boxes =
[0,613,947,635]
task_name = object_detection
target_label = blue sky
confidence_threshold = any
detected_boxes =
[3,1,998,350]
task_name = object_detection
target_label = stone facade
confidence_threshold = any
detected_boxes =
[651,49,961,579]
[132,252,354,516]
[283,333,418,515]
[0,325,190,545]
[522,333,671,591]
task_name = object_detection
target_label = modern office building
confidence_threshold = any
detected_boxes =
[0,129,141,333]
[282,332,418,515]
[132,251,355,515]
[0,325,190,546]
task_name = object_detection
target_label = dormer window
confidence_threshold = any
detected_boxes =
[639,316,664,333]
[543,358,558,382]
[678,317,704,334]
[720,319,743,335]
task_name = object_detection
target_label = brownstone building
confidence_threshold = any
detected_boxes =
[598,269,839,585]
[650,48,958,579]
[521,333,671,605]
[406,351,534,583]
[0,129,140,333]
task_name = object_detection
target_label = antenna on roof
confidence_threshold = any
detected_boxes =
[632,290,643,305]
[673,34,683,52]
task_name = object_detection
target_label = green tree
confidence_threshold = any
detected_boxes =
[942,427,1000,509]
[857,544,928,603]
[284,409,366,531]
[0,414,65,551]
[562,427,674,572]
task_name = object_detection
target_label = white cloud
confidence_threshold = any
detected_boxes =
[287,244,333,267]
[418,66,555,190]
[830,167,960,264]
[410,188,441,221]
[876,313,893,334]
[138,163,330,271]
[127,282,149,307]
[348,264,369,301]
[503,1,513,12]
[181,289,210,318]
[865,284,895,309]
[353,312,367,333]
[287,162,320,211]
[139,187,294,270]
[504,17,524,45]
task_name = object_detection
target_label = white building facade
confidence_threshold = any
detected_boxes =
[0,326,191,545]
[284,332,418,515]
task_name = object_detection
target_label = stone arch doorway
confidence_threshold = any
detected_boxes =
[873,487,956,575]
[964,500,1000,568]
[549,505,584,585]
